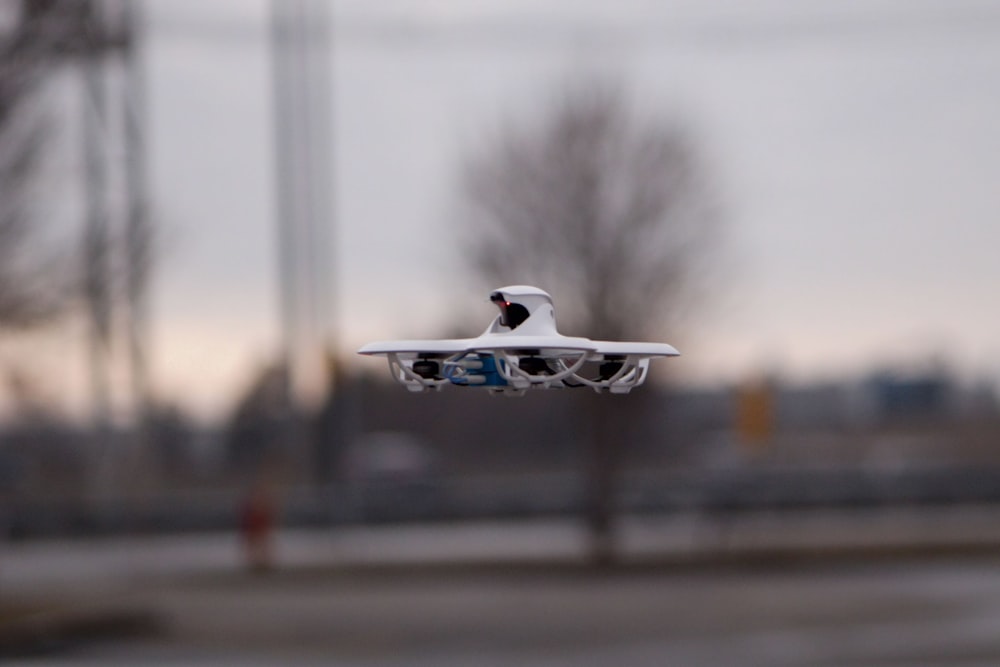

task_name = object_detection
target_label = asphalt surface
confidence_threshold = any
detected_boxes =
[4,511,1000,665]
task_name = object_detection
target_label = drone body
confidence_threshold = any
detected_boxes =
[358,286,679,395]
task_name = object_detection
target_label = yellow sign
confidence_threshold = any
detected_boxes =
[737,381,774,450]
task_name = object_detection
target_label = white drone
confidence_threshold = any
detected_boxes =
[358,285,679,396]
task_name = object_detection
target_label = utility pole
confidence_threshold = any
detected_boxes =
[270,0,334,481]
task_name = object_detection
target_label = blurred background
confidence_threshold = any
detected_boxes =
[2,0,1000,664]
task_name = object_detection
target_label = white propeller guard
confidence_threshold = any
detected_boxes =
[358,286,678,394]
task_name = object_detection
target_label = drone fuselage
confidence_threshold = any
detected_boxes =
[358,285,678,395]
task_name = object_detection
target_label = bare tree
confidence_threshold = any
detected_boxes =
[0,119,63,331]
[0,2,73,331]
[459,78,720,564]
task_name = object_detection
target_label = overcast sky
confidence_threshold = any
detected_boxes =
[94,0,1000,419]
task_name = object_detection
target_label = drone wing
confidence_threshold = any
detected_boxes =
[357,339,473,357]
[468,334,597,356]
[588,340,680,359]
[358,335,679,395]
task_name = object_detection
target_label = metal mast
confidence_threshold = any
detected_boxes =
[270,0,334,458]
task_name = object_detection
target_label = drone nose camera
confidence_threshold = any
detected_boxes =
[490,292,530,330]
[359,285,679,395]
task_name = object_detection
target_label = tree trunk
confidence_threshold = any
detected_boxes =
[584,393,624,567]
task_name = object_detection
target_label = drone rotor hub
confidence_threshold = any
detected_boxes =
[412,359,441,379]
[517,356,551,376]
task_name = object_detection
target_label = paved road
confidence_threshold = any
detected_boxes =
[4,511,1000,665]
[6,507,1000,589]
[14,558,1000,666]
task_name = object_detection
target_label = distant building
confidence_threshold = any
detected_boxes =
[866,371,952,423]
